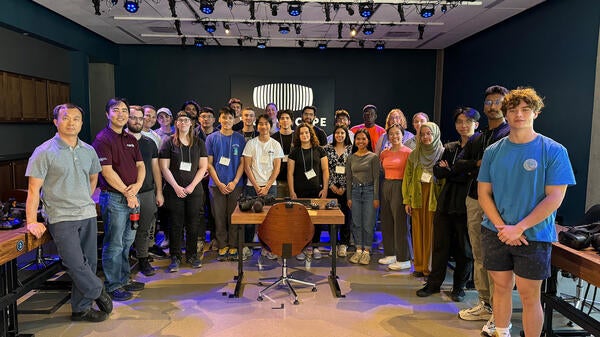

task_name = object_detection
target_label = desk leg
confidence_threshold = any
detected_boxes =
[231,225,244,298]
[1,260,34,337]
[328,224,344,298]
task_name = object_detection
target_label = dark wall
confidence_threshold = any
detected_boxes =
[441,0,600,224]
[115,45,437,130]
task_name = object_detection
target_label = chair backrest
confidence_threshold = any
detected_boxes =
[258,202,314,258]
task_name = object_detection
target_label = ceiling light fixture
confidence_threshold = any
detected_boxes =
[363,25,374,35]
[249,1,256,20]
[288,2,302,17]
[194,37,205,47]
[199,0,214,15]
[337,22,343,39]
[124,0,140,13]
[226,0,233,9]
[279,25,290,34]
[397,4,406,22]
[204,22,216,33]
[223,22,230,34]
[418,24,425,40]
[441,4,447,13]
[324,3,331,22]
[257,41,266,49]
[420,6,435,18]
[256,22,262,37]
[318,42,327,50]
[294,23,301,34]
[358,3,373,18]
[350,25,357,37]
[345,4,354,16]
[375,42,385,50]
[270,3,278,16]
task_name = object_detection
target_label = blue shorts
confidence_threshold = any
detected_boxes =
[481,226,552,280]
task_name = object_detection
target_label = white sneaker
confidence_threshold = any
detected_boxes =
[338,244,347,257]
[313,248,322,260]
[261,248,278,260]
[242,247,253,261]
[359,250,371,265]
[378,255,397,265]
[388,260,411,270]
[481,315,512,337]
[349,249,362,264]
[458,301,492,321]
[296,250,307,261]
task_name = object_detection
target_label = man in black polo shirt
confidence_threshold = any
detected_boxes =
[93,97,146,302]
[301,105,328,146]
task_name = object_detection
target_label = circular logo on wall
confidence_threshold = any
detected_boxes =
[523,159,538,171]
[16,240,25,252]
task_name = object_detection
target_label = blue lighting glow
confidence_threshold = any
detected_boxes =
[318,43,327,50]
[200,1,214,14]
[124,0,139,13]
[257,42,266,49]
[420,7,434,18]
[375,43,384,50]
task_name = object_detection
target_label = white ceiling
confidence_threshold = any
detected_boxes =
[33,0,545,49]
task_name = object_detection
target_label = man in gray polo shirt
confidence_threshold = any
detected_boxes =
[26,103,113,322]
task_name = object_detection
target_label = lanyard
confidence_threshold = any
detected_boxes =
[300,147,313,172]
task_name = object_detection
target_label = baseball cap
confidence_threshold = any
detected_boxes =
[157,107,172,117]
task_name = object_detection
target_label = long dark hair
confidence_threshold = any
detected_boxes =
[351,129,373,153]
[331,125,351,147]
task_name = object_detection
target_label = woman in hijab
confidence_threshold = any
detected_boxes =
[402,122,445,278]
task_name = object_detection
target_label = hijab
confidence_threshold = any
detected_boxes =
[414,122,444,170]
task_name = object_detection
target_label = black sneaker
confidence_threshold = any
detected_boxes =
[123,281,145,292]
[167,256,181,273]
[71,308,109,322]
[95,288,113,314]
[109,287,133,301]
[185,255,202,268]
[450,288,466,302]
[416,284,440,297]
[138,257,156,276]
[148,245,167,258]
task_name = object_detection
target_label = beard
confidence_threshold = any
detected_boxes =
[128,123,143,133]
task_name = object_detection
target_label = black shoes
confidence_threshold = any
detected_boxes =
[148,244,167,258]
[123,281,145,292]
[450,288,465,302]
[109,287,133,301]
[95,288,113,314]
[71,308,108,322]
[416,284,440,297]
[185,255,202,268]
[138,257,156,276]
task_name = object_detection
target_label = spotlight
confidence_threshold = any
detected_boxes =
[420,6,435,18]
[294,23,301,34]
[418,24,425,40]
[199,0,214,14]
[350,25,357,37]
[397,4,405,22]
[345,4,354,16]
[333,3,340,12]
[279,25,290,34]
[257,41,266,49]
[270,3,278,16]
[288,2,302,16]
[204,22,216,33]
[358,3,373,18]
[318,42,327,50]
[441,4,447,13]
[375,42,384,50]
[298,40,304,48]
[223,22,230,34]
[194,37,206,47]
[124,0,140,13]
[110,0,118,6]
[226,0,233,9]
[324,3,331,22]
[363,25,374,36]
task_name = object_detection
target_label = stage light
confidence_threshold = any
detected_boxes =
[375,42,384,50]
[324,3,331,22]
[204,22,216,33]
[397,4,405,22]
[294,23,301,34]
[249,1,256,20]
[363,25,374,35]
[333,3,340,12]
[420,6,435,18]
[257,41,266,49]
[110,0,118,6]
[194,37,205,47]
[256,22,262,37]
[223,22,230,34]
[318,42,327,50]
[270,3,278,16]
[345,4,354,16]
[358,3,373,18]
[418,24,425,40]
[338,22,343,39]
[199,0,214,14]
[279,25,290,34]
[124,0,140,13]
[350,25,357,37]
[441,4,447,13]
[226,0,233,9]
[288,2,302,16]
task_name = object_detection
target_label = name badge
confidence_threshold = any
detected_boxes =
[420,171,433,183]
[219,156,231,166]
[305,169,317,180]
[283,155,289,163]
[335,166,345,174]
[180,161,192,172]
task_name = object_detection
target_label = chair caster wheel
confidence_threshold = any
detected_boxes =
[257,296,263,301]
[258,282,263,286]
[311,287,317,292]
[293,300,299,305]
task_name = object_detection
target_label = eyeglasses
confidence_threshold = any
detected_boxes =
[176,118,192,124]
[455,120,475,126]
[129,116,144,122]
[484,99,503,106]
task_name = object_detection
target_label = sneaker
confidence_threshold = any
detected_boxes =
[159,238,169,249]
[338,244,347,257]
[186,255,202,268]
[349,249,363,264]
[261,248,278,260]
[196,240,205,255]
[148,245,167,258]
[412,271,425,278]
[313,248,322,260]
[242,247,253,261]
[359,251,371,265]
[388,260,411,271]
[94,288,113,314]
[450,288,465,302]
[109,287,133,301]
[217,247,229,261]
[71,308,109,322]
[296,250,307,261]
[167,256,181,273]
[378,255,397,265]
[123,281,145,292]
[210,239,218,251]
[458,301,492,321]
[481,315,512,337]
[138,257,156,276]
[228,248,238,261]
[416,284,440,297]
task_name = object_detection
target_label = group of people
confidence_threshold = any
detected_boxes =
[24,85,575,337]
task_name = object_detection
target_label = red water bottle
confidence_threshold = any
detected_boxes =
[130,208,140,230]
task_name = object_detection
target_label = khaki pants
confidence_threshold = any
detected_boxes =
[466,196,494,305]
[412,183,434,275]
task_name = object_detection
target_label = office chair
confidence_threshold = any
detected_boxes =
[257,202,317,304]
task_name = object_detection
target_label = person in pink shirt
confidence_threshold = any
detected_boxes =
[350,104,386,150]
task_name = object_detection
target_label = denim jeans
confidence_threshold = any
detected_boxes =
[100,191,137,292]
[351,184,376,250]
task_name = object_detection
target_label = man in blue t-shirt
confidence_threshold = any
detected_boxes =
[477,87,576,337]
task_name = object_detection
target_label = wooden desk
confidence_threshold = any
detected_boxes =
[230,199,345,299]
[543,240,600,337]
[1,228,57,337]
